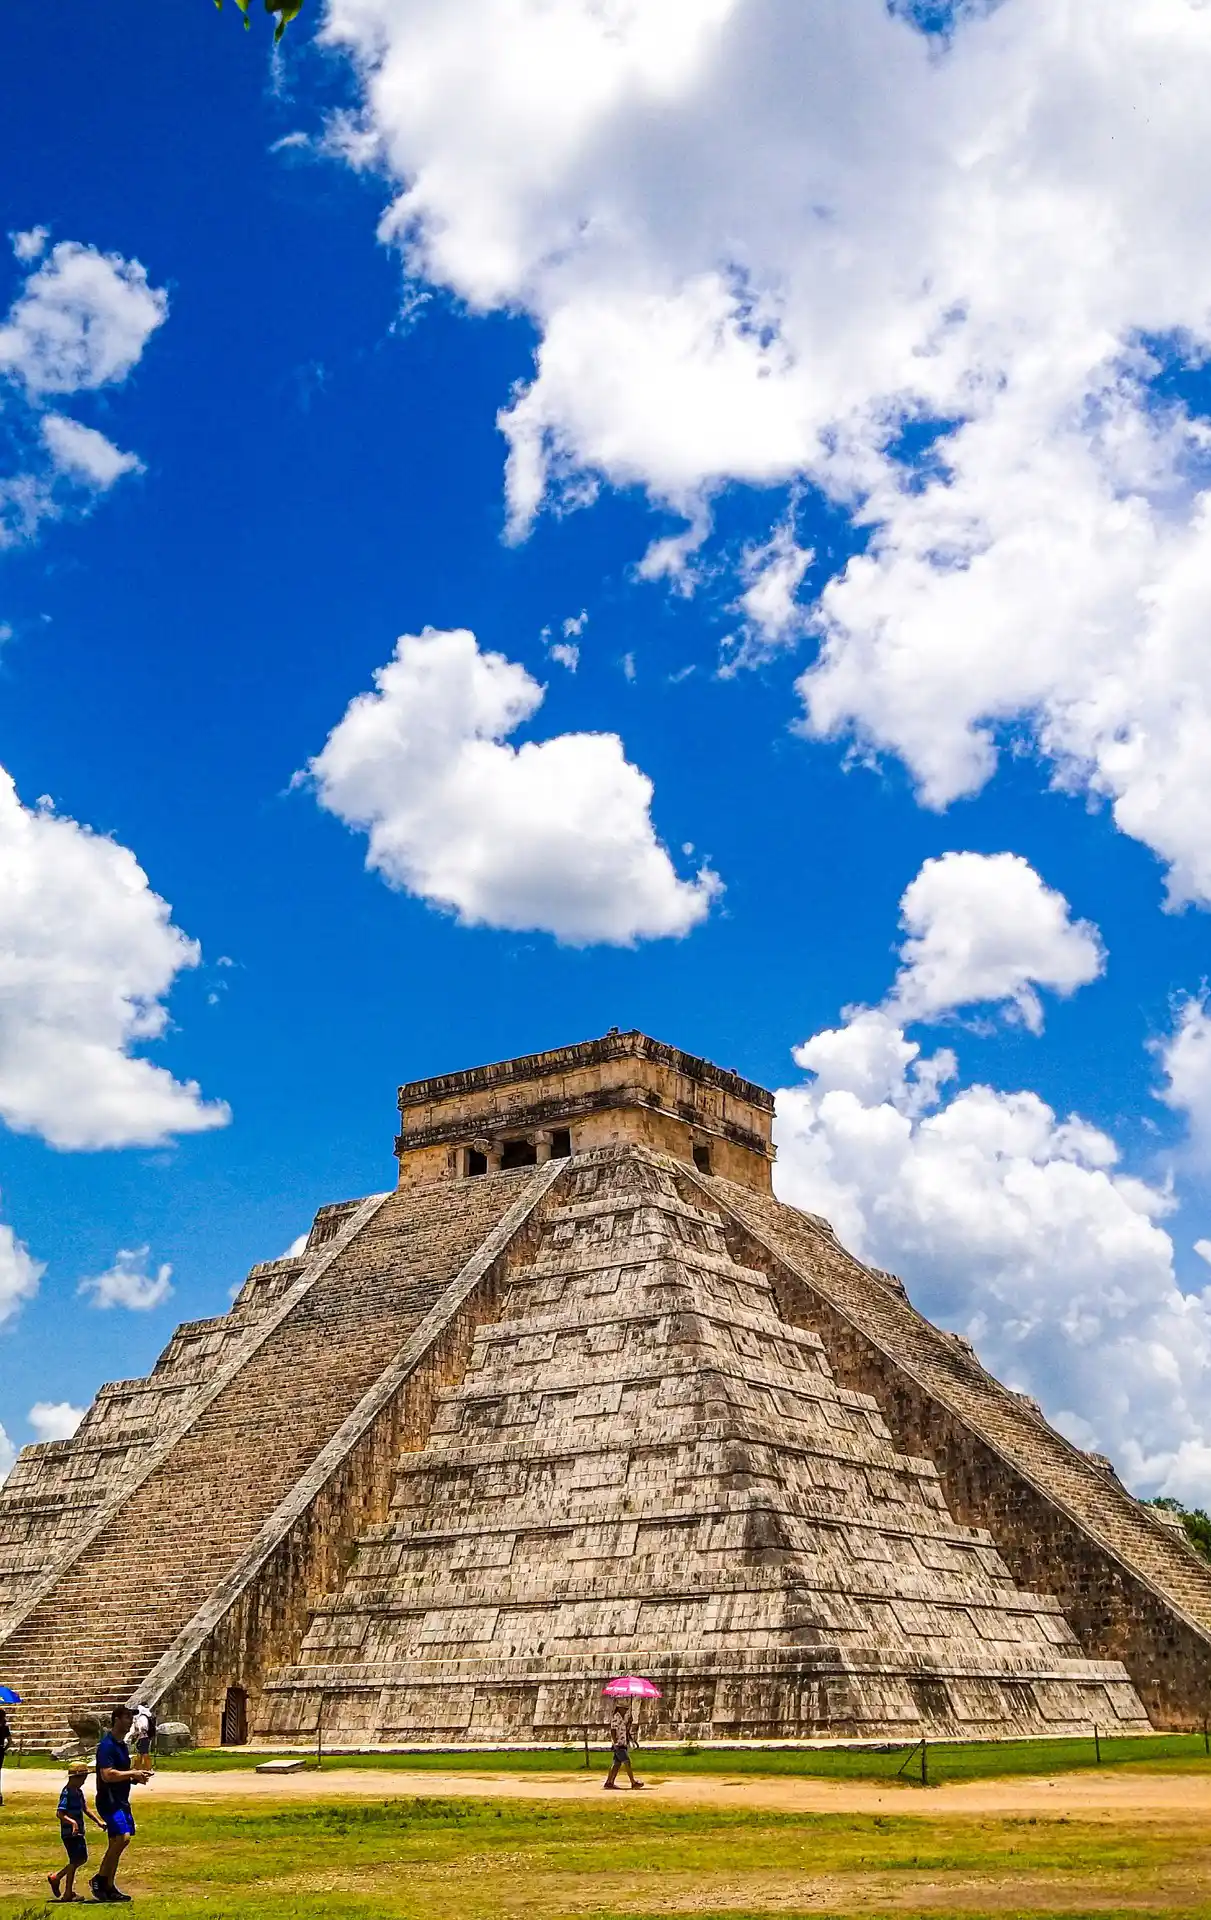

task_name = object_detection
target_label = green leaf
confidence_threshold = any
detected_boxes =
[270,0,304,35]
[215,0,304,38]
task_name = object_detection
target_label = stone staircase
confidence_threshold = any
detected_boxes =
[257,1153,1150,1745]
[710,1177,1211,1631]
[0,1168,543,1747]
[9,1137,1211,1749]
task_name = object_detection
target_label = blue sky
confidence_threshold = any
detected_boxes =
[2,0,1211,1496]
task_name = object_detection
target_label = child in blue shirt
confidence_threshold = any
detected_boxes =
[48,1762,104,1902]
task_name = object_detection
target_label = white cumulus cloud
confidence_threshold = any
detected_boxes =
[889,851,1105,1032]
[10,227,49,264]
[773,857,1211,1505]
[0,1425,14,1485]
[0,238,167,394]
[41,415,142,489]
[27,1400,85,1443]
[323,0,1211,903]
[0,767,229,1150]
[1156,995,1211,1163]
[79,1246,173,1312]
[723,520,813,673]
[776,1006,1211,1504]
[0,234,164,548]
[0,1204,44,1328]
[305,625,719,945]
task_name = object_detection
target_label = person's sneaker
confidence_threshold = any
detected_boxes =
[90,1879,116,1902]
[107,1891,132,1903]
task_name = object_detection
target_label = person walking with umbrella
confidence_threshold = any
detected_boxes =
[601,1676,660,1791]
[603,1705,643,1789]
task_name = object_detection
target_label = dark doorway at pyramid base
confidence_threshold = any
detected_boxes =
[221,1685,249,1746]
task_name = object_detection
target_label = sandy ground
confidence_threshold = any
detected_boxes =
[4,1763,1211,1821]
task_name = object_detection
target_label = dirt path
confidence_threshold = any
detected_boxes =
[6,1764,1211,1820]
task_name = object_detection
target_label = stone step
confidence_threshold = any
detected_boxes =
[260,1156,1154,1748]
[715,1182,1211,1635]
[0,1171,550,1730]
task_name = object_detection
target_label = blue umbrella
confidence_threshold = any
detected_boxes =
[0,1688,21,1705]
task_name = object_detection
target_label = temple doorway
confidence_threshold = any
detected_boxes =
[221,1685,248,1746]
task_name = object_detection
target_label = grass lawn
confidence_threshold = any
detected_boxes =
[3,1790,1211,1919]
[9,1729,1205,1785]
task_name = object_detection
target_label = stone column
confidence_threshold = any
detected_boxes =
[533,1130,554,1164]
[464,1139,495,1176]
[484,1140,504,1173]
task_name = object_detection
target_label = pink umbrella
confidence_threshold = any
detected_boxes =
[601,1675,661,1699]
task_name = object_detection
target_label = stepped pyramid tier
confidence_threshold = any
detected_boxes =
[0,1171,556,1748]
[1,1032,1210,1747]
[257,1153,1146,1744]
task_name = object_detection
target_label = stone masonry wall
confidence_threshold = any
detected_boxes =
[259,1149,1147,1746]
[0,1262,306,1628]
[396,1033,775,1193]
[0,1169,547,1746]
[155,1174,561,1745]
[707,1174,1211,1728]
[13,1130,1211,1751]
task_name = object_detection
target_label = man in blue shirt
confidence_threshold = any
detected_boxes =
[91,1707,150,1904]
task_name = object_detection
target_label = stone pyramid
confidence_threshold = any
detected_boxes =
[259,1150,1146,1743]
[2,1031,1210,1749]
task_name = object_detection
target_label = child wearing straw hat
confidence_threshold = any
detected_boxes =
[48,1762,105,1902]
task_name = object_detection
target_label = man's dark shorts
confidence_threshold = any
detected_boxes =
[60,1830,88,1866]
[104,1808,136,1840]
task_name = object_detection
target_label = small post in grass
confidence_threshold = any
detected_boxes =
[1203,1716,1209,1757]
[895,1736,928,1787]
[1093,1723,1101,1765]
[315,1691,328,1773]
[583,1725,590,1770]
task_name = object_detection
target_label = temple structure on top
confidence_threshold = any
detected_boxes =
[394,1030,775,1189]
[1,1031,1210,1752]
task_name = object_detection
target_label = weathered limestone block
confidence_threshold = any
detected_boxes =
[155,1722,194,1754]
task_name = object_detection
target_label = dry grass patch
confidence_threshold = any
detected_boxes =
[2,1790,1211,1918]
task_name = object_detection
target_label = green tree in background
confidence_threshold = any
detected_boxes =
[215,0,304,43]
[1148,1497,1211,1562]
